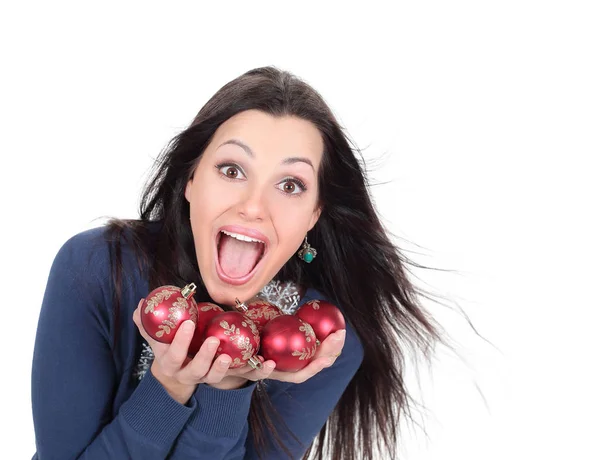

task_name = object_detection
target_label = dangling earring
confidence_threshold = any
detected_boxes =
[297,235,317,263]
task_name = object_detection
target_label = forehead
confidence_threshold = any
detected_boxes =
[209,110,324,163]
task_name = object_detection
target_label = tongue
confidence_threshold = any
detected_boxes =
[218,234,263,279]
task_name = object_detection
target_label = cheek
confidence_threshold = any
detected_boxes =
[273,222,304,258]
[270,199,316,243]
[190,175,237,218]
[275,188,319,217]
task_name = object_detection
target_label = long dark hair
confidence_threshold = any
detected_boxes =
[106,66,485,459]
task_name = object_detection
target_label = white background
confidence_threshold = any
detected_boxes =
[1,1,598,458]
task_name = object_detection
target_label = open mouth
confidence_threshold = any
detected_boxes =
[215,228,267,285]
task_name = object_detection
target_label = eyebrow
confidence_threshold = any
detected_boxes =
[218,139,315,170]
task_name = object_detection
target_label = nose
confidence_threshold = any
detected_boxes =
[237,183,268,222]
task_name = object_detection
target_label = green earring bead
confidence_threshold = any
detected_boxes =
[297,236,317,263]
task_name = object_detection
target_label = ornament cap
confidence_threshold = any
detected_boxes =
[181,283,197,299]
[247,356,263,370]
[234,298,248,312]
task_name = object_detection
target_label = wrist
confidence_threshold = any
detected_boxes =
[150,362,196,404]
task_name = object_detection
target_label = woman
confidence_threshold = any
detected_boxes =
[32,66,450,459]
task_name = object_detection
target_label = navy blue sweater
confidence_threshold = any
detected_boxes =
[31,226,363,459]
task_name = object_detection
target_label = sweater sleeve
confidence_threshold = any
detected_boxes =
[166,382,257,459]
[31,235,254,459]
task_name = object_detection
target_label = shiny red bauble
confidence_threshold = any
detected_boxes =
[188,302,224,357]
[140,283,198,343]
[203,311,262,369]
[235,299,283,332]
[295,299,346,343]
[260,315,318,372]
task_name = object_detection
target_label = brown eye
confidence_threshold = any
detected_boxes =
[217,164,244,180]
[277,178,306,195]
[282,181,296,194]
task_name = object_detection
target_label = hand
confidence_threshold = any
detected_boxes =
[132,299,275,401]
[268,329,347,384]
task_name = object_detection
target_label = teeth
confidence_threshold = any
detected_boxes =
[221,230,265,244]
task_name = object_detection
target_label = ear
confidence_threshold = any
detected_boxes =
[308,205,322,231]
[184,178,193,203]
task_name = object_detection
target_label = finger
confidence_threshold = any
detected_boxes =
[159,320,196,376]
[269,357,331,384]
[226,356,266,377]
[237,359,276,382]
[314,329,346,360]
[132,299,143,328]
[179,336,220,383]
[132,300,155,344]
[199,354,233,385]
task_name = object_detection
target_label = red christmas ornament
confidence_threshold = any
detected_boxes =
[260,315,318,372]
[140,283,198,343]
[295,299,346,344]
[203,311,262,369]
[188,302,224,357]
[234,298,283,332]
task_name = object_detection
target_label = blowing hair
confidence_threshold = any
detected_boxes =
[106,66,480,459]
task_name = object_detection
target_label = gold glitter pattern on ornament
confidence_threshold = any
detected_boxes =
[307,300,320,310]
[144,288,177,315]
[291,342,318,361]
[245,304,281,322]
[156,325,171,338]
[299,322,316,343]
[244,316,260,338]
[220,320,256,361]
[200,304,222,312]
[154,296,197,338]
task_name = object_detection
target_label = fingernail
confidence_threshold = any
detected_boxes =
[264,362,275,370]
[218,358,231,367]
[327,357,335,366]
[334,330,346,341]
[182,320,195,333]
[207,338,220,348]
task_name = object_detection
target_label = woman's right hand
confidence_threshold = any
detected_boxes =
[132,300,237,404]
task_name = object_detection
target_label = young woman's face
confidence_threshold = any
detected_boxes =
[185,109,323,306]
